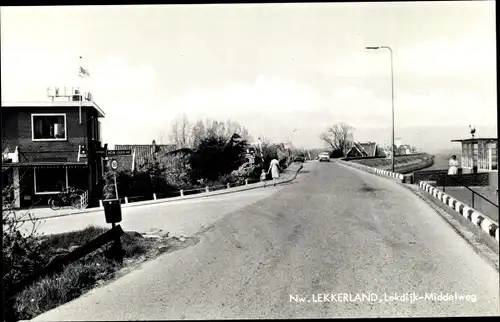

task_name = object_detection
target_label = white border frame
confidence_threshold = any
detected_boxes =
[31,113,67,142]
[33,166,68,195]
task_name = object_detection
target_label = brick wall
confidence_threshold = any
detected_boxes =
[2,106,91,162]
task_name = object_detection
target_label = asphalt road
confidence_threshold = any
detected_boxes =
[32,160,499,320]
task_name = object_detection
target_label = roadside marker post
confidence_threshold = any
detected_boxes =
[103,159,123,263]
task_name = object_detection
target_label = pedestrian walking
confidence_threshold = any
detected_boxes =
[268,158,281,187]
[260,169,268,187]
[448,155,459,175]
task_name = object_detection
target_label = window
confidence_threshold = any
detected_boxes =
[478,141,487,170]
[32,114,67,141]
[491,142,498,170]
[462,143,471,168]
[97,120,102,142]
[34,167,67,194]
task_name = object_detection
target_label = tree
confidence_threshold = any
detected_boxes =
[190,120,207,150]
[319,122,355,156]
[189,133,248,182]
[169,113,192,149]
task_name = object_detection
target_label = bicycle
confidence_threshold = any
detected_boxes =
[48,187,85,211]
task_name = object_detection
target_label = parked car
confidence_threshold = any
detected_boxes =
[318,152,330,162]
[294,155,305,163]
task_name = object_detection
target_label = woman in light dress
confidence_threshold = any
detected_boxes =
[448,155,459,175]
[268,158,281,187]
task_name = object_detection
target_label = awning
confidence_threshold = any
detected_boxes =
[1,162,88,168]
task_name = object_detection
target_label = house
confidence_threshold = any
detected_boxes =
[2,92,107,209]
[396,144,412,155]
[346,142,384,158]
[112,141,198,172]
[112,141,178,172]
[451,137,497,173]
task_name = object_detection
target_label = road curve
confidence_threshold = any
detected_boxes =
[32,160,499,320]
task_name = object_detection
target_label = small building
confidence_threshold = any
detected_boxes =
[2,91,107,209]
[451,138,497,173]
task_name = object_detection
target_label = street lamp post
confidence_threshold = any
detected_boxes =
[366,46,395,172]
[289,129,298,164]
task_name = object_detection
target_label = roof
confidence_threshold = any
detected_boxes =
[451,138,497,143]
[359,142,377,157]
[115,144,177,155]
[166,148,194,155]
[1,100,106,118]
[113,144,182,172]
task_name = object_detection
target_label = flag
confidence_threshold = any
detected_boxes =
[78,65,90,78]
[78,56,90,78]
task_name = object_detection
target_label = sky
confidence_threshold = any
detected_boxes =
[1,2,497,152]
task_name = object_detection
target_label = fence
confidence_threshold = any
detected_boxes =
[96,162,304,207]
[99,177,267,206]
[440,174,498,210]
[79,190,89,209]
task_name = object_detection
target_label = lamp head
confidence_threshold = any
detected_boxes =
[366,46,380,50]
[469,124,476,137]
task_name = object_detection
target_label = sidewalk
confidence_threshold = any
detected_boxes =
[10,162,304,221]
[16,161,310,238]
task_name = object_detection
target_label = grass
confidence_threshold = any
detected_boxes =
[9,226,173,321]
[351,153,434,171]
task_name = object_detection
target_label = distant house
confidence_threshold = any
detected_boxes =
[396,144,412,155]
[112,141,181,172]
[346,142,384,158]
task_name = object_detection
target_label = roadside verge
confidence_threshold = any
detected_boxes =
[337,159,405,182]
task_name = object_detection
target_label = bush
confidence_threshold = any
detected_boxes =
[3,177,45,321]
[189,133,247,182]
[10,226,156,321]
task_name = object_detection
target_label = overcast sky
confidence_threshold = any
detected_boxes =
[1,2,496,152]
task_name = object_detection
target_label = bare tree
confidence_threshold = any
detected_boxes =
[169,114,192,149]
[190,120,206,149]
[319,122,355,155]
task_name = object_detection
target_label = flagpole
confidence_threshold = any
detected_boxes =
[79,56,82,124]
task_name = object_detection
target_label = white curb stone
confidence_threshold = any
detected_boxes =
[470,212,479,225]
[480,218,493,234]
[462,206,472,218]
[418,181,498,244]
